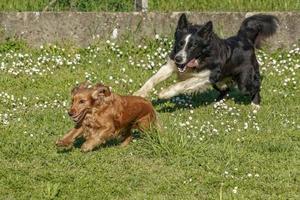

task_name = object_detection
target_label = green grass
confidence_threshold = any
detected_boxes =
[0,0,299,11]
[0,37,299,199]
[149,0,300,11]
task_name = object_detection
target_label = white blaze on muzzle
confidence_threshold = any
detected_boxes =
[176,34,192,64]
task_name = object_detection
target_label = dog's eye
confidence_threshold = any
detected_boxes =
[79,100,85,104]
[179,40,185,46]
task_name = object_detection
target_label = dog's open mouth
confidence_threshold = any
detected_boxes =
[178,58,199,73]
[71,110,88,124]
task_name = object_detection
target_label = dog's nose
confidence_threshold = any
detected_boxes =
[174,55,183,63]
[68,111,74,116]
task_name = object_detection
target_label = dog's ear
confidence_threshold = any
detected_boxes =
[91,84,111,100]
[71,82,88,95]
[71,85,79,95]
[198,21,213,38]
[176,13,188,31]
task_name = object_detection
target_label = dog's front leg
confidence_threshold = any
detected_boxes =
[81,126,115,152]
[134,59,176,98]
[158,70,212,99]
[56,126,83,148]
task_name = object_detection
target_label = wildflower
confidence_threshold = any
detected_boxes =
[232,186,238,194]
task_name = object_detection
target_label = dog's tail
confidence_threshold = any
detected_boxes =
[238,14,279,48]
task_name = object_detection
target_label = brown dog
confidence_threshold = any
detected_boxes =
[56,82,157,152]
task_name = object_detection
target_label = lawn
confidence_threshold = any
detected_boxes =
[0,36,299,199]
[0,0,299,11]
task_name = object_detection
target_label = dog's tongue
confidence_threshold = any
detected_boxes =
[186,59,198,67]
[177,59,199,73]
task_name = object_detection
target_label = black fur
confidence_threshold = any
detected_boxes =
[170,14,279,105]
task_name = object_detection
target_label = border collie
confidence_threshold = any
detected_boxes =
[134,13,279,107]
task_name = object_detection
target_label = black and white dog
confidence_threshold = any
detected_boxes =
[134,13,278,107]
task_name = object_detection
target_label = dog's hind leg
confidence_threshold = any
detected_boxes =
[237,65,261,107]
[121,130,133,147]
[134,114,153,131]
[251,92,261,106]
[120,135,133,147]
[134,59,176,98]
[120,114,155,147]
[120,128,133,147]
[251,66,261,106]
[158,70,211,99]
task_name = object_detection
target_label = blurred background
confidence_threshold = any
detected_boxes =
[0,0,299,12]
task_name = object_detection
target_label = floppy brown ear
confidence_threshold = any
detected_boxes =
[91,84,111,100]
[71,85,79,95]
[71,82,88,95]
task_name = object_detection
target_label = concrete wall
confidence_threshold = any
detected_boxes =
[0,12,299,48]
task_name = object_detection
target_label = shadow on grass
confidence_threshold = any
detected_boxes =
[57,131,143,153]
[56,137,85,153]
[152,88,253,113]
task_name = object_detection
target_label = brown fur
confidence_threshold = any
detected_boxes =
[56,83,157,152]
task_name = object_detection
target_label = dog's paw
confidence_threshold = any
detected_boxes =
[56,139,73,151]
[158,89,176,99]
[133,90,148,98]
[251,102,261,111]
[80,143,93,153]
[56,139,72,147]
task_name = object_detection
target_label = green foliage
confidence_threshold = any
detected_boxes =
[0,0,299,11]
[0,39,27,53]
[0,0,134,11]
[150,0,300,11]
